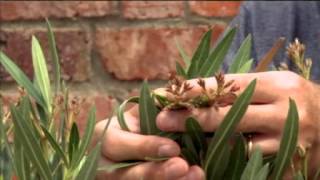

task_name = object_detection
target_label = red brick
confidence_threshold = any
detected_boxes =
[122,1,184,19]
[189,1,242,17]
[95,25,225,80]
[0,28,91,82]
[0,1,116,21]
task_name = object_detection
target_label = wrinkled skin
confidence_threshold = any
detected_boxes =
[94,71,320,179]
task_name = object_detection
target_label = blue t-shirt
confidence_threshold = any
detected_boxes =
[224,1,320,82]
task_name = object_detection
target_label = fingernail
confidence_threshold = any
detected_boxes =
[158,144,179,157]
[165,162,185,180]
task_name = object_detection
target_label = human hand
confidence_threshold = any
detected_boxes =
[93,106,205,180]
[156,71,320,177]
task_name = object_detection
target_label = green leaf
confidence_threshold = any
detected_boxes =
[139,81,160,135]
[255,163,269,180]
[294,171,304,180]
[40,125,69,167]
[0,52,46,108]
[157,131,181,141]
[240,148,263,180]
[31,36,52,112]
[224,135,246,180]
[237,59,253,73]
[228,34,252,73]
[199,27,237,77]
[144,156,169,162]
[71,107,96,170]
[0,99,3,143]
[176,61,187,78]
[187,29,212,78]
[175,38,190,70]
[208,143,231,180]
[75,143,101,180]
[10,105,52,180]
[68,122,80,162]
[181,134,199,165]
[117,96,139,131]
[181,148,198,165]
[46,18,61,94]
[313,167,320,180]
[185,117,207,154]
[204,79,256,173]
[270,99,299,180]
[98,161,142,173]
[13,138,27,180]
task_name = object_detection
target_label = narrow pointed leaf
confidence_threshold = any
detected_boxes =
[157,131,181,141]
[181,148,198,165]
[175,38,190,70]
[205,79,256,173]
[313,167,320,180]
[255,163,269,180]
[98,161,142,173]
[139,81,160,135]
[199,27,237,77]
[224,135,246,180]
[255,37,285,72]
[181,134,198,164]
[294,171,304,180]
[75,143,101,180]
[71,107,96,169]
[68,122,80,162]
[40,125,69,166]
[238,59,253,73]
[32,36,52,112]
[13,138,27,180]
[185,117,207,153]
[187,30,212,78]
[207,143,231,180]
[46,18,61,94]
[271,99,299,180]
[117,96,139,131]
[176,61,187,78]
[0,52,46,108]
[144,156,169,162]
[229,34,252,73]
[240,148,263,180]
[10,106,52,180]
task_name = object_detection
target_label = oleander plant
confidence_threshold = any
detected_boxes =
[0,20,319,180]
[0,20,111,180]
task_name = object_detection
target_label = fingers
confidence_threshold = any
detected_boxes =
[97,157,190,180]
[250,134,280,155]
[177,166,205,180]
[157,104,280,133]
[100,127,180,161]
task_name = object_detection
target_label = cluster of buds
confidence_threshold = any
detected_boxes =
[284,38,312,79]
[192,72,239,110]
[153,72,239,111]
[154,73,194,110]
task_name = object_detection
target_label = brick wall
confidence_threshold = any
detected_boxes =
[0,1,241,132]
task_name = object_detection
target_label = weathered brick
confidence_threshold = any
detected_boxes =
[95,25,225,80]
[122,1,184,19]
[189,1,241,17]
[0,1,116,21]
[0,28,91,82]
